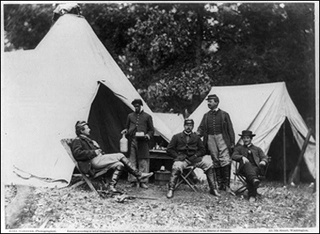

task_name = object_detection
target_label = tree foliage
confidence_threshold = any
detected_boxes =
[3,2,315,130]
[4,4,53,50]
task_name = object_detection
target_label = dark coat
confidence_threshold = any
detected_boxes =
[232,144,268,168]
[125,111,154,138]
[167,132,206,164]
[71,135,100,175]
[125,110,154,159]
[197,109,235,153]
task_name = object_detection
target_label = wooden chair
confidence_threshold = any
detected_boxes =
[233,156,271,195]
[61,138,109,197]
[174,166,198,192]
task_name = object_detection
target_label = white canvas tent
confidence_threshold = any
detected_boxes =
[179,82,316,181]
[154,113,185,136]
[2,14,173,188]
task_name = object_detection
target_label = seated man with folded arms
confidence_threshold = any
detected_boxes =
[232,130,268,202]
[71,121,153,193]
[166,119,221,199]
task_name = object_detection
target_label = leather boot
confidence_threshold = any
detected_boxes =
[215,167,223,190]
[140,182,149,189]
[130,182,139,188]
[109,165,124,193]
[120,157,153,181]
[166,168,180,199]
[222,164,231,191]
[205,167,221,197]
[223,164,235,195]
[166,189,174,199]
[252,178,260,188]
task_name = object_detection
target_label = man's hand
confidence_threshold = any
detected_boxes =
[230,144,235,154]
[188,154,197,162]
[259,161,267,167]
[95,149,102,156]
[176,155,187,161]
[121,129,127,135]
[145,134,151,140]
[242,157,249,164]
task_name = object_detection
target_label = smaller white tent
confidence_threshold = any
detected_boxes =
[182,82,316,180]
[154,113,185,136]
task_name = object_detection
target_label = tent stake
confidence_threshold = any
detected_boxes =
[283,122,286,185]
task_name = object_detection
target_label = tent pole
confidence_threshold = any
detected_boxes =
[283,122,286,185]
[288,128,312,185]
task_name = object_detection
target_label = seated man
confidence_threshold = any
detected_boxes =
[71,121,153,193]
[166,119,221,198]
[231,130,268,202]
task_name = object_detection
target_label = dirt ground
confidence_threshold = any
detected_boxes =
[3,177,318,232]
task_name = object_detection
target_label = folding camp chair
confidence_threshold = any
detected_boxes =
[233,156,271,195]
[174,166,198,192]
[61,138,109,197]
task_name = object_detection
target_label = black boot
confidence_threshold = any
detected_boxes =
[215,167,223,190]
[120,157,153,181]
[167,168,180,199]
[205,167,221,197]
[222,164,231,191]
[109,164,124,193]
[223,164,235,195]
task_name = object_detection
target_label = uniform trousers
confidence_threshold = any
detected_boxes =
[91,153,124,170]
[127,138,150,183]
[172,155,213,173]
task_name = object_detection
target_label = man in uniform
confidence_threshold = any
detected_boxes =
[121,99,154,189]
[197,94,235,194]
[71,121,153,193]
[166,119,220,198]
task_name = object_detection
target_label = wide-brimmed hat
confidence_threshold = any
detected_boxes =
[131,99,143,106]
[239,130,256,137]
[206,94,219,102]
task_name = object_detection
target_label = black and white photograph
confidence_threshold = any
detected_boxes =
[1,1,319,232]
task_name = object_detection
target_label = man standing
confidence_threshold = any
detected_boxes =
[121,99,154,189]
[197,94,235,193]
[166,119,220,198]
[71,121,153,193]
[232,130,268,202]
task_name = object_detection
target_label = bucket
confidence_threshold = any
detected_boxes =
[154,170,171,185]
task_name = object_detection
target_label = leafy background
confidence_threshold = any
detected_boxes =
[3,2,316,133]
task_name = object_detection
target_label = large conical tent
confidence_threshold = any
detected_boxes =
[2,14,173,188]
[182,82,316,181]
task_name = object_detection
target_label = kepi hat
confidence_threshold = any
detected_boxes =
[206,94,219,102]
[184,118,194,125]
[131,99,143,106]
[75,121,88,131]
